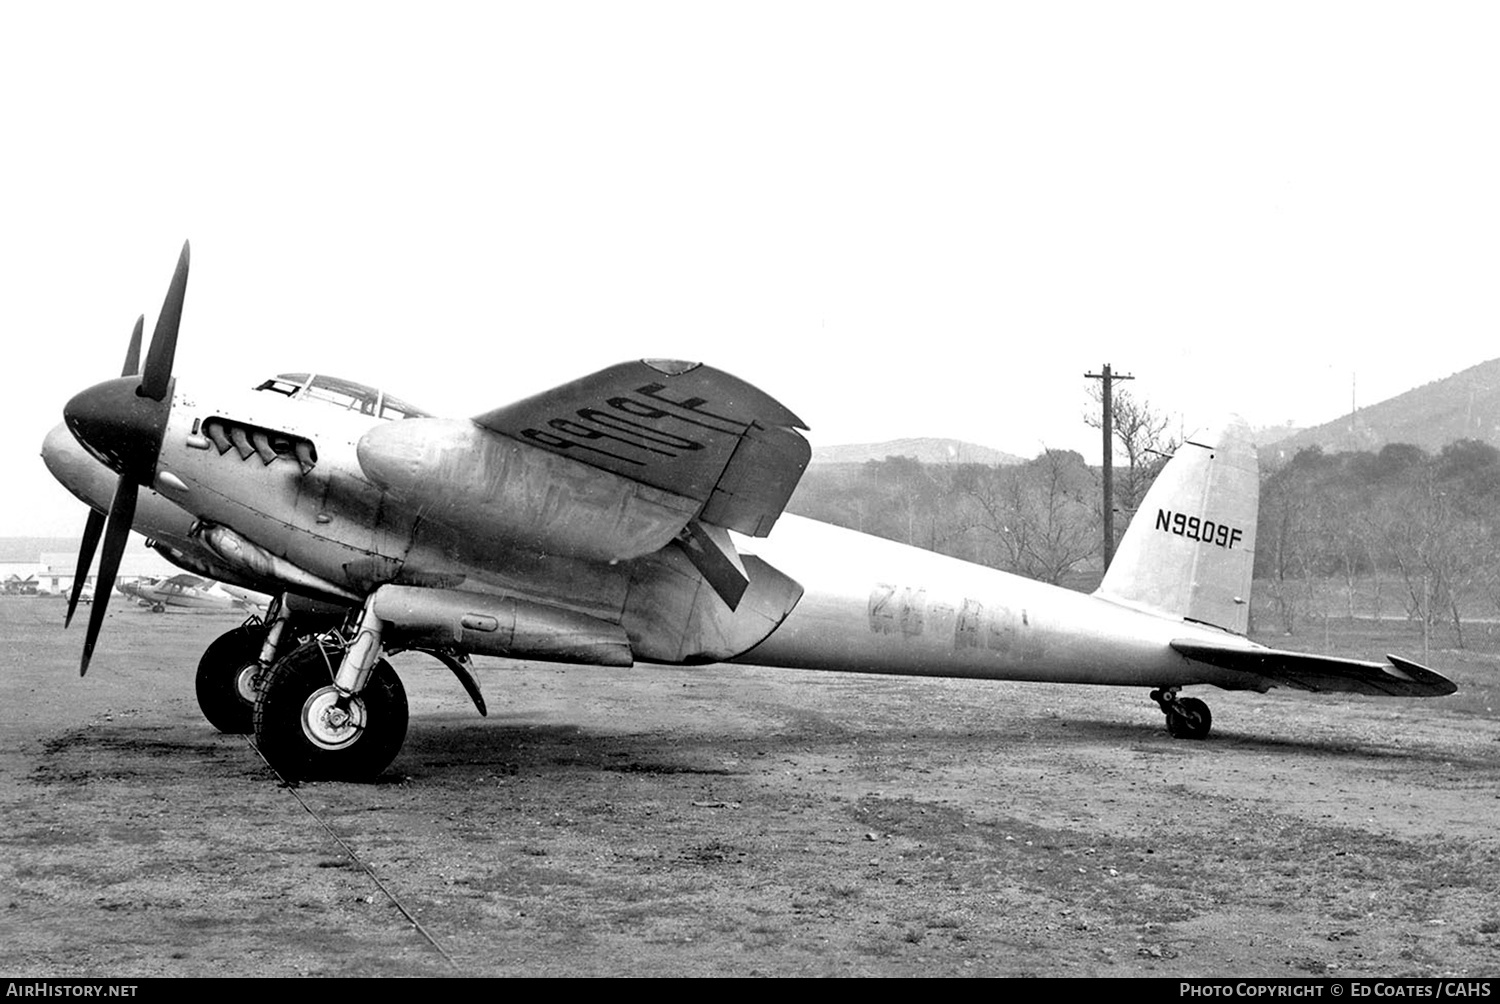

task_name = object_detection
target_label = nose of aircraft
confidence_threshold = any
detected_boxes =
[63,375,170,485]
[41,422,107,509]
[41,421,85,484]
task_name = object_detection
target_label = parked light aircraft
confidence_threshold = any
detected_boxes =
[219,584,271,615]
[117,573,266,614]
[42,242,1456,781]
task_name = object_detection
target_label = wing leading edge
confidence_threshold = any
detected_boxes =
[1171,640,1458,697]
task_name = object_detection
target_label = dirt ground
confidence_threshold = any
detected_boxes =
[2,597,1498,977]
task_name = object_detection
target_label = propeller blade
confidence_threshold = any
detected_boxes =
[64,507,106,628]
[139,241,189,402]
[71,240,190,673]
[79,480,138,677]
[121,315,144,377]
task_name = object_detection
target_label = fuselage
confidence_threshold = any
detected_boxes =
[44,373,1261,693]
[736,514,1261,690]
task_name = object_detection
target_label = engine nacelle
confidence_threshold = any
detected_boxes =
[356,419,699,564]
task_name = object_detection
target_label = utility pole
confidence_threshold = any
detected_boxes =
[1085,363,1134,569]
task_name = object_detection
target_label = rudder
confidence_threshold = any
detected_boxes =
[1094,418,1258,633]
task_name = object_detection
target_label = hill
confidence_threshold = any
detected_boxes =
[811,437,1023,466]
[1266,358,1500,460]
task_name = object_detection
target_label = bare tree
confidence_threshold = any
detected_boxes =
[1370,465,1486,648]
[962,449,1097,586]
[1258,461,1317,634]
[1084,385,1178,532]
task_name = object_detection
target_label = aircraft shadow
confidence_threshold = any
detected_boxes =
[393,717,742,783]
[380,707,1479,784]
[1065,715,1478,767]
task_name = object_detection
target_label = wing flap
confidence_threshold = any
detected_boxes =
[1171,640,1458,697]
[699,421,810,536]
[475,360,810,537]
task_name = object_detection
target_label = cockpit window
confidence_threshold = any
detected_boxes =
[377,395,427,420]
[254,373,431,419]
[303,375,371,413]
[256,376,307,398]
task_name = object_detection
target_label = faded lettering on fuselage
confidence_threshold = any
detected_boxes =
[956,598,984,648]
[956,598,1010,651]
[955,598,1038,657]
[520,383,750,466]
[1154,509,1244,549]
[880,590,1044,658]
[869,584,927,637]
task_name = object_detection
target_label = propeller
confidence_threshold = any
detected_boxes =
[64,317,142,629]
[63,242,190,675]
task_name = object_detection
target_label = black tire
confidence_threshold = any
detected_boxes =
[1166,696,1212,740]
[150,603,165,613]
[253,640,407,782]
[195,625,265,734]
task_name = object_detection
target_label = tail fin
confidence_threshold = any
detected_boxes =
[1095,418,1258,633]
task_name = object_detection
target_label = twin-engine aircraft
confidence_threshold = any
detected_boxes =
[43,243,1456,781]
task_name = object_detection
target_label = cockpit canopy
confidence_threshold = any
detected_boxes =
[255,373,431,421]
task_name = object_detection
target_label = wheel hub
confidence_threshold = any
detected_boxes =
[301,686,367,750]
[234,663,259,705]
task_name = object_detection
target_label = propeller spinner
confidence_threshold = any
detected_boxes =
[62,242,189,675]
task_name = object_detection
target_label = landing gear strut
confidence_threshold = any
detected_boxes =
[1151,687,1212,740]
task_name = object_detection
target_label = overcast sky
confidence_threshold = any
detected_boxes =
[6,2,1498,536]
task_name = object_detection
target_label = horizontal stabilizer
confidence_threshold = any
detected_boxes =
[1171,640,1458,697]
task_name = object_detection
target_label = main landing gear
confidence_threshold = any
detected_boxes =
[194,595,303,734]
[191,593,409,779]
[1150,687,1212,740]
[246,589,491,782]
[253,638,408,782]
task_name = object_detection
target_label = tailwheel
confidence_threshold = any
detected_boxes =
[254,639,407,782]
[195,623,265,734]
[1151,688,1212,740]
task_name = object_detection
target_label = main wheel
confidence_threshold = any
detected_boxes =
[195,624,265,734]
[1166,696,1212,740]
[253,640,407,782]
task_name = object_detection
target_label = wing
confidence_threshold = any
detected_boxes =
[162,573,204,589]
[474,360,810,538]
[1171,640,1457,697]
[358,360,811,609]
